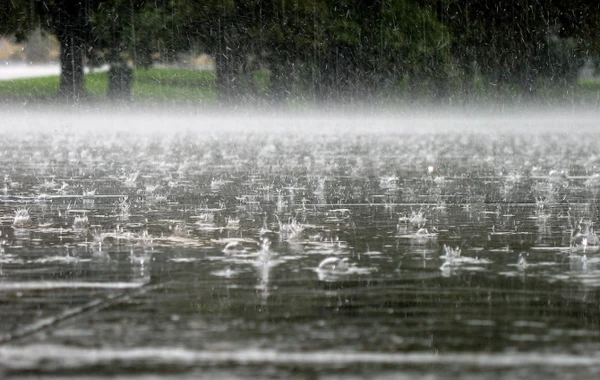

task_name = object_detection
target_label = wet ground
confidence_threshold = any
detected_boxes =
[1,111,600,378]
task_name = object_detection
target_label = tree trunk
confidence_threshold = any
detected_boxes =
[461,55,476,104]
[108,60,133,102]
[215,18,240,105]
[216,53,238,104]
[315,49,339,104]
[269,57,292,105]
[57,31,86,100]
[45,1,90,101]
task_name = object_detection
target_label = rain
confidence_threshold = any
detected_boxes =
[1,1,600,378]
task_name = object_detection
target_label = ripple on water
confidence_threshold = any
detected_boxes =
[3,124,600,376]
[1,344,600,374]
[0,281,144,290]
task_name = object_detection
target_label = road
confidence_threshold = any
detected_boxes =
[0,62,107,81]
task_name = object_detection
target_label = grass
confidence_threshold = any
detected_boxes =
[0,76,61,101]
[0,67,218,104]
[133,68,216,102]
[0,66,599,107]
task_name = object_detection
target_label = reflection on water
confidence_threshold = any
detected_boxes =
[1,119,600,376]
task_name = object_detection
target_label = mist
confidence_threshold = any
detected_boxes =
[2,104,599,136]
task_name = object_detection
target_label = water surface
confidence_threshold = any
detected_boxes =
[1,111,600,378]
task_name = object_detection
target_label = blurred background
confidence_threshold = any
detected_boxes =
[1,1,599,106]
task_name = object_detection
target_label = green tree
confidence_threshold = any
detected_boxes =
[0,1,39,41]
[440,0,598,99]
[303,1,450,102]
[89,0,171,100]
[1,0,97,100]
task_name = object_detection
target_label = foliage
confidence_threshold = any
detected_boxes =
[2,68,599,107]
[1,0,599,103]
[0,0,39,41]
[440,0,596,96]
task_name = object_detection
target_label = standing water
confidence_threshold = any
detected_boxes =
[1,109,600,378]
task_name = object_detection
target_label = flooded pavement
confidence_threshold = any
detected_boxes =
[1,112,600,378]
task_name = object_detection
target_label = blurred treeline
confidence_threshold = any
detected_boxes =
[1,0,599,103]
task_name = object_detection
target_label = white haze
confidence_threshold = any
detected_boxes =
[1,106,599,136]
